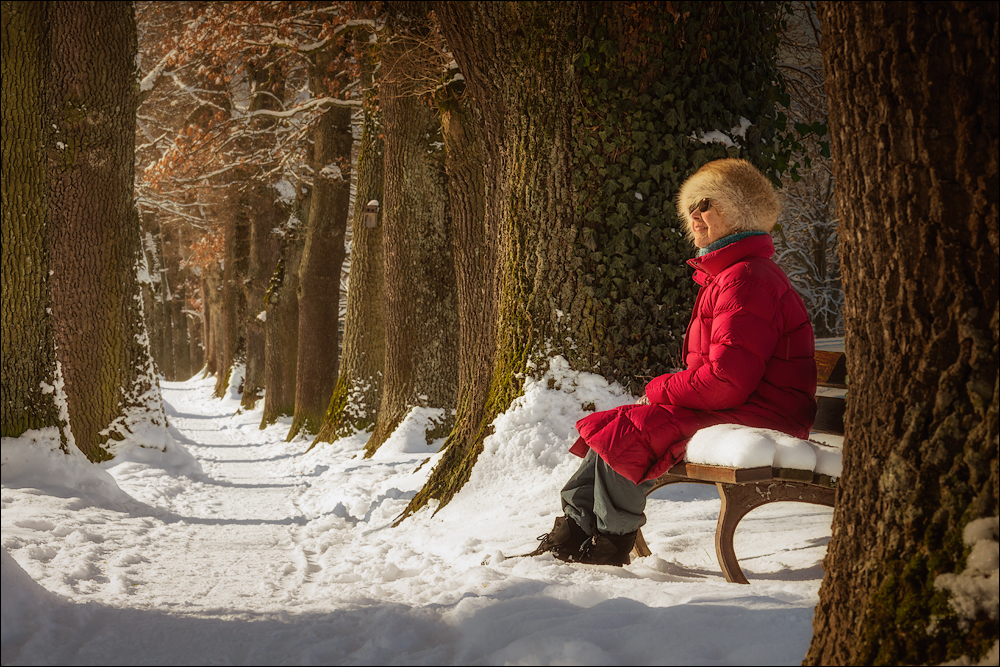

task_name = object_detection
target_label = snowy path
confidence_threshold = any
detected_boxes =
[3,368,835,665]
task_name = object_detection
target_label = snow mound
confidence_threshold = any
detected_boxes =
[371,407,449,459]
[1,549,76,665]
[1,430,133,509]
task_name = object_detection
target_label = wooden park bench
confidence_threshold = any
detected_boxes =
[631,350,847,584]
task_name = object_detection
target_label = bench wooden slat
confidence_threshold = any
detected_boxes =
[773,467,814,483]
[666,462,774,484]
[814,395,846,434]
[815,350,847,388]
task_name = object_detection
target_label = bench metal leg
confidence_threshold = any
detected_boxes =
[634,478,835,583]
[715,481,835,584]
[632,475,715,559]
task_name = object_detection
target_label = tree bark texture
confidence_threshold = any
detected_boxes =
[202,269,223,379]
[312,107,386,446]
[286,47,352,441]
[157,229,175,381]
[363,10,459,457]
[806,3,998,664]
[261,225,304,427]
[46,1,165,462]
[440,84,491,455]
[1,0,64,440]
[139,225,165,376]
[241,183,282,410]
[170,284,191,381]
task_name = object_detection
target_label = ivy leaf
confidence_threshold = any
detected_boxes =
[649,163,663,183]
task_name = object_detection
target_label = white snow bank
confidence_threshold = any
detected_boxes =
[1,549,75,665]
[370,407,449,459]
[1,429,133,509]
[685,423,842,477]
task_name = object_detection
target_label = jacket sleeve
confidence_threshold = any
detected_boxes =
[644,372,673,404]
[654,268,782,411]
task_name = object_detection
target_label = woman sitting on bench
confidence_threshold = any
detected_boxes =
[532,158,818,566]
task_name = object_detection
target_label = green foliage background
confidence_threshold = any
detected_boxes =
[568,1,789,392]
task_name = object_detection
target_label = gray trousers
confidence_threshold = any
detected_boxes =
[561,449,657,536]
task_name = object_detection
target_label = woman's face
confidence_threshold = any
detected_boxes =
[689,200,729,248]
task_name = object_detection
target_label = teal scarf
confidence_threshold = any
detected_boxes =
[697,231,769,257]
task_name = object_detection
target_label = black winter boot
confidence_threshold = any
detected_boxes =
[577,530,637,566]
[529,516,589,561]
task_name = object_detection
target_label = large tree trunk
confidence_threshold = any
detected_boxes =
[439,80,490,456]
[396,68,493,508]
[286,50,351,441]
[403,1,578,514]
[312,40,386,448]
[45,0,165,461]
[402,1,786,517]
[363,8,458,457]
[806,3,999,665]
[1,0,64,441]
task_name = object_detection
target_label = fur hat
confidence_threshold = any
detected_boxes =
[676,158,781,244]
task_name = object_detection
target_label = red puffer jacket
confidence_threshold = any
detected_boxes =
[573,234,817,483]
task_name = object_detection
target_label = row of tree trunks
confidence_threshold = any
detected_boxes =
[806,2,999,664]
[1,0,64,441]
[238,60,286,411]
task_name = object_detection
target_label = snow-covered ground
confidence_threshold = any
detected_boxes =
[2,361,835,665]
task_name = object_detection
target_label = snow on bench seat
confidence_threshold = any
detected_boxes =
[684,423,843,479]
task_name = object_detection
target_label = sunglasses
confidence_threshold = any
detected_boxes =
[689,198,712,215]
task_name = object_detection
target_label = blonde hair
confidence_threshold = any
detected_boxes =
[676,158,781,245]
